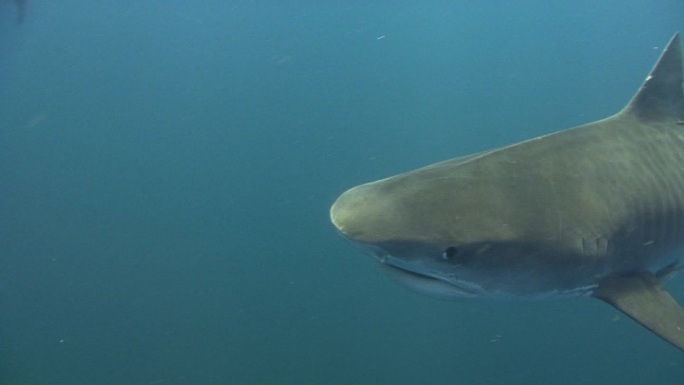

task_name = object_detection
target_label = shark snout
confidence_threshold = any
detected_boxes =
[330,185,364,238]
[330,182,392,242]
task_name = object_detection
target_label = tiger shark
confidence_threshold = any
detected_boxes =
[330,33,684,351]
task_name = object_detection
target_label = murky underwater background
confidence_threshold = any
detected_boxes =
[1,1,684,384]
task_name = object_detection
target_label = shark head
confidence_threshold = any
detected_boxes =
[330,152,600,300]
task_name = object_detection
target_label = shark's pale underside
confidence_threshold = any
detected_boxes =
[330,33,684,351]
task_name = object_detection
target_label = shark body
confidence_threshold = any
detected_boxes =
[330,34,684,351]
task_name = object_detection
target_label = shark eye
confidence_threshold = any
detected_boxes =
[442,246,460,261]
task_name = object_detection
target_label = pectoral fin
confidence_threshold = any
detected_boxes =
[593,272,684,351]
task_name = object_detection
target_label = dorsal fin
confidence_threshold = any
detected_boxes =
[623,33,684,121]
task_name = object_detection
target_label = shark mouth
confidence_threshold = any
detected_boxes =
[343,241,486,299]
[377,255,482,299]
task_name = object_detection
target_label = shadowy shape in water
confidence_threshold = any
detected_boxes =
[15,0,26,24]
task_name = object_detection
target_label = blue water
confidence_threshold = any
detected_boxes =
[1,1,683,384]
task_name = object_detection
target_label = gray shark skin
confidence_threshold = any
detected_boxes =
[330,33,684,351]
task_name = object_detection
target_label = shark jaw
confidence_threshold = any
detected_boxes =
[377,259,482,299]
[351,241,597,301]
